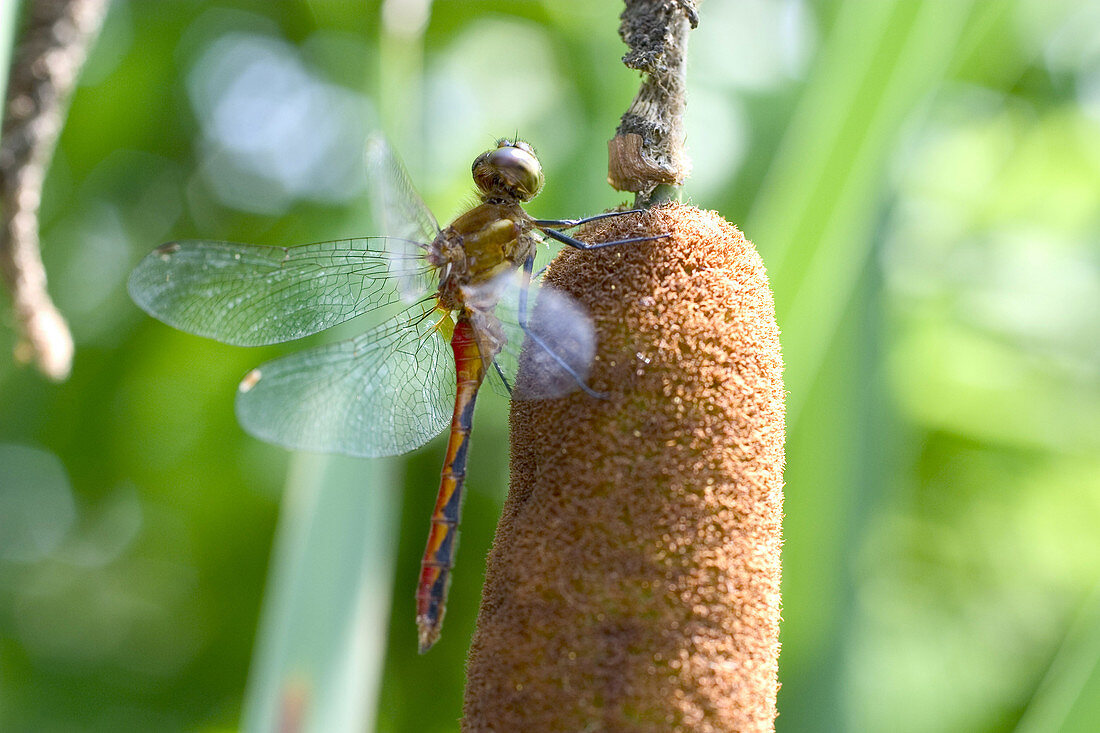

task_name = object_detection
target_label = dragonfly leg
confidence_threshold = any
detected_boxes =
[532,208,651,230]
[540,226,668,251]
[493,360,514,396]
[518,257,607,400]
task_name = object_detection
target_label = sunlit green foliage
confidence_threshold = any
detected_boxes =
[1,1,1098,731]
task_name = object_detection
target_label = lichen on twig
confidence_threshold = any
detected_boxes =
[0,0,110,380]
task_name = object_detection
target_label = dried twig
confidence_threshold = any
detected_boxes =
[607,0,698,201]
[0,0,110,380]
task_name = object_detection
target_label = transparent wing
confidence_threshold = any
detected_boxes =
[472,270,597,402]
[366,136,442,301]
[235,301,456,457]
[128,237,437,346]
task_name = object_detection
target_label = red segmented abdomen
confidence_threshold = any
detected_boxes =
[416,314,486,653]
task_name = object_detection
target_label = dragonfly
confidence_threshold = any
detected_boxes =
[128,137,657,652]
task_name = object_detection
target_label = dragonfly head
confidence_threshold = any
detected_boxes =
[472,139,544,202]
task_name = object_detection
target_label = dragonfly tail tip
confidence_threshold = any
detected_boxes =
[417,616,442,654]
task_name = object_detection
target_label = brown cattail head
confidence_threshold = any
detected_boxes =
[463,203,785,732]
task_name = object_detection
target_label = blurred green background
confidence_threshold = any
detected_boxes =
[2,0,1099,731]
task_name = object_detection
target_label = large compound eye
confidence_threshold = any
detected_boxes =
[473,143,544,200]
[491,145,543,198]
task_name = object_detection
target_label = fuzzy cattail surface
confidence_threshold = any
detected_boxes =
[463,203,785,732]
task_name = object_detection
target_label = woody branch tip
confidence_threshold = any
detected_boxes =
[1,0,110,380]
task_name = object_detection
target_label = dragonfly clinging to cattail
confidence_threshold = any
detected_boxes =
[129,136,659,652]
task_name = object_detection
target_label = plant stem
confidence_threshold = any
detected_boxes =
[0,0,109,380]
[606,0,698,203]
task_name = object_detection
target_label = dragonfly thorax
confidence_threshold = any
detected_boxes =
[433,201,535,312]
[472,140,544,203]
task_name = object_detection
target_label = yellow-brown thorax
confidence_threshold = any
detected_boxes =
[431,201,537,312]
